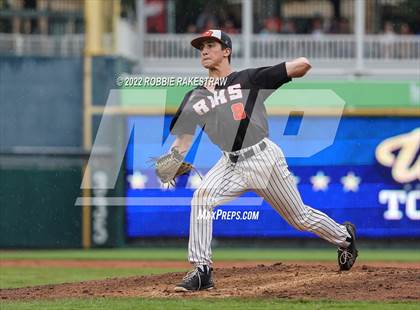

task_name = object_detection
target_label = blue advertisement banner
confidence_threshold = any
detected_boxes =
[125,116,420,238]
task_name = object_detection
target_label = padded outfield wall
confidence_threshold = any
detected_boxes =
[0,56,133,248]
[122,81,420,239]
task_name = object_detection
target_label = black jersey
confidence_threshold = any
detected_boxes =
[170,62,291,152]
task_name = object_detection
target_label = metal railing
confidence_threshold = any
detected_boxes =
[0,33,84,56]
[0,33,419,76]
[1,33,419,60]
[0,33,113,56]
[143,34,420,61]
[364,35,420,60]
[252,35,356,60]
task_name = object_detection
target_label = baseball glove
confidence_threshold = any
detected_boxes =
[151,147,200,186]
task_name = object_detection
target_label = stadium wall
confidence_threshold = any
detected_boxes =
[0,56,133,248]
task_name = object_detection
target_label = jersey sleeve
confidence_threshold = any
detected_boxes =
[247,62,291,89]
[169,91,198,136]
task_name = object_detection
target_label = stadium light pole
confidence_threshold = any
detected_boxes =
[83,0,106,249]
[355,0,365,75]
[136,0,146,71]
[112,0,121,53]
[242,0,253,68]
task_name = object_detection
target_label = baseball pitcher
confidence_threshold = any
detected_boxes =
[154,30,358,292]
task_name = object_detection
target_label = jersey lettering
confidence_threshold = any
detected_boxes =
[212,89,227,107]
[207,95,215,108]
[191,84,243,116]
[227,83,242,100]
[192,99,210,115]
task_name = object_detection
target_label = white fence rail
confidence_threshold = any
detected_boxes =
[1,33,419,61]
[0,33,114,57]
[0,33,419,76]
[143,34,420,61]
[0,34,85,56]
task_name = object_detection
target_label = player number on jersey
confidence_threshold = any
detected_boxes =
[231,102,246,120]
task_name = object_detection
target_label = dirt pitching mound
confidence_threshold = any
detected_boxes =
[1,262,419,301]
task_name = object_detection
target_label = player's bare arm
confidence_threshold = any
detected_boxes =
[171,134,194,154]
[285,57,312,78]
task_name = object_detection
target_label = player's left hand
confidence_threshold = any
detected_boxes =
[151,148,197,186]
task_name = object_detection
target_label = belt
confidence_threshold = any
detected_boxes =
[228,141,267,163]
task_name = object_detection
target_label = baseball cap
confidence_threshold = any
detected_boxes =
[191,29,232,50]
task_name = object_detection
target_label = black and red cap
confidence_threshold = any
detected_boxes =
[191,29,232,50]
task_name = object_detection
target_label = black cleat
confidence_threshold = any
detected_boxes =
[174,265,214,292]
[338,222,358,271]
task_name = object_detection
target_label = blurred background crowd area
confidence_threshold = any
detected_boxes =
[0,0,418,36]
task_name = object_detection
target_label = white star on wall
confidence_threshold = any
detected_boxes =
[127,171,148,189]
[341,171,361,192]
[188,172,203,189]
[310,171,330,191]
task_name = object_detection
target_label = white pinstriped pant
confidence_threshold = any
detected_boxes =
[188,138,351,266]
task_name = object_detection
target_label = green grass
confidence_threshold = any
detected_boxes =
[1,248,419,262]
[1,298,419,310]
[1,248,418,297]
[1,249,419,308]
[0,267,185,289]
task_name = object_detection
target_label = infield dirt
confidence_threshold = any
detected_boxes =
[1,261,419,301]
